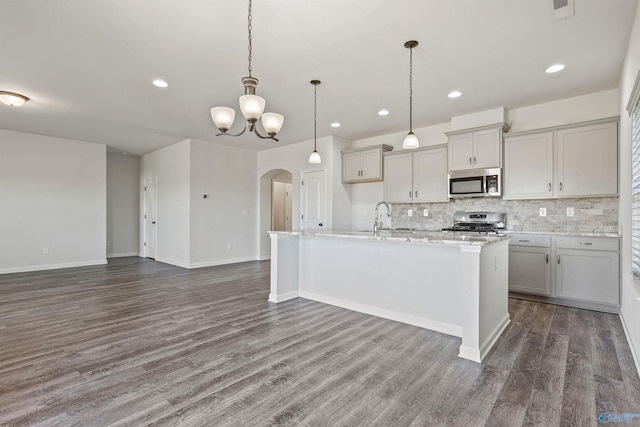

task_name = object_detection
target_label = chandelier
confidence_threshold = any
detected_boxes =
[210,0,283,141]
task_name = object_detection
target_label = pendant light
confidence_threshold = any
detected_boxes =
[210,0,284,141]
[402,40,419,149]
[308,80,322,164]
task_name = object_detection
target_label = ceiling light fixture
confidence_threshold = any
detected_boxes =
[331,122,341,128]
[210,0,283,141]
[545,64,565,73]
[152,79,168,88]
[378,109,389,116]
[402,40,419,149]
[0,91,29,107]
[308,80,322,164]
[448,90,462,98]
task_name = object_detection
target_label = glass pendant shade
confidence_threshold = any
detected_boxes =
[210,107,236,132]
[403,131,419,149]
[239,94,265,121]
[308,149,322,164]
[261,112,284,135]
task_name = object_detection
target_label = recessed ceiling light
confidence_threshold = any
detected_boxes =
[448,90,462,98]
[378,109,389,116]
[331,122,341,128]
[152,79,168,88]
[545,64,565,73]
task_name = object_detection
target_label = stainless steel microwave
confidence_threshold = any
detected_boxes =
[448,168,502,198]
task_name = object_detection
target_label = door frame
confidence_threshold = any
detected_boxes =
[143,177,157,259]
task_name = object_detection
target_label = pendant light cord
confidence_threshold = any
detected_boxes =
[314,83,317,150]
[409,45,413,132]
[247,0,253,77]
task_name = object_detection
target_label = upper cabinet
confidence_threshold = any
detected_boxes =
[342,144,393,183]
[504,119,618,200]
[383,144,449,203]
[446,123,509,171]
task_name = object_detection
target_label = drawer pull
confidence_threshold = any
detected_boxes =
[546,254,549,263]
[557,255,560,264]
[579,242,593,246]
[548,183,551,191]
[518,239,530,242]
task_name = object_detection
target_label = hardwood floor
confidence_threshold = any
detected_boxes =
[0,257,638,426]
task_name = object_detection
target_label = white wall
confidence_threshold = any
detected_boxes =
[140,139,191,267]
[272,181,287,231]
[107,153,139,257]
[189,139,257,267]
[618,5,640,373]
[0,129,106,273]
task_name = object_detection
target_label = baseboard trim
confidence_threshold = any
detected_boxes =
[0,259,108,274]
[189,256,257,269]
[299,290,462,338]
[480,313,511,361]
[107,252,139,258]
[269,290,299,303]
[620,311,640,376]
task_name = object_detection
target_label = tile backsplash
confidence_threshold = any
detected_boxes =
[389,197,619,234]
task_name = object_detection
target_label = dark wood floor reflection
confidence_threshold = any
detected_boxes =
[0,257,638,426]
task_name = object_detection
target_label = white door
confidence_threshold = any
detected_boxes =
[300,169,326,230]
[285,184,293,231]
[144,177,157,259]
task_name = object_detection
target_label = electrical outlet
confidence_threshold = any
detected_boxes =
[42,248,49,255]
[566,207,574,217]
[539,208,546,217]
[423,209,429,217]
[407,209,413,217]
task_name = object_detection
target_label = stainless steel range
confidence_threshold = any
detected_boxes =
[442,211,506,234]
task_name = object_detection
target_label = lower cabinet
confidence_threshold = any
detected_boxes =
[509,234,551,296]
[508,234,620,312]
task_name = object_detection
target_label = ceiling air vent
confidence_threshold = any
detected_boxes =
[551,0,575,22]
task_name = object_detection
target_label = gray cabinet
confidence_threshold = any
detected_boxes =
[508,234,551,296]
[504,119,618,199]
[342,144,393,183]
[508,233,620,313]
[383,145,449,203]
[555,236,620,306]
[446,123,509,171]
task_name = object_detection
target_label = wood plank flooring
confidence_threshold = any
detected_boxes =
[0,257,638,426]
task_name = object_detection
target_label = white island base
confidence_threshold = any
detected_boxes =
[268,231,510,363]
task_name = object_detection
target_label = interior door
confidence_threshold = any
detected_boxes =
[285,183,293,231]
[144,177,157,259]
[300,169,326,230]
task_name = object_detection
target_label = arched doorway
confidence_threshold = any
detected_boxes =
[259,169,293,260]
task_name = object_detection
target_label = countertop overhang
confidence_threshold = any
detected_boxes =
[268,229,510,247]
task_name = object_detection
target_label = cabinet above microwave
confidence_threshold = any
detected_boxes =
[445,123,510,172]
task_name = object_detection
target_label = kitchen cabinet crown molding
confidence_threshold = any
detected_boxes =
[341,144,393,155]
[504,116,620,138]
[444,122,510,137]
[382,143,448,156]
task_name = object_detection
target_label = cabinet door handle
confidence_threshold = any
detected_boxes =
[546,254,549,263]
[473,156,476,165]
[415,190,418,198]
[409,191,412,198]
[557,255,560,264]
[469,157,472,165]
[579,242,593,246]
[519,239,530,242]
[548,183,551,191]
[559,182,563,191]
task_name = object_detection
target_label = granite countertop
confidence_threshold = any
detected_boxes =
[268,230,510,247]
[502,230,621,238]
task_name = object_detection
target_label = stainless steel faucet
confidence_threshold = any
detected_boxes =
[374,201,391,234]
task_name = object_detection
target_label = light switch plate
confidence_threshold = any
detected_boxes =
[539,208,546,217]
[407,209,413,217]
[423,209,429,217]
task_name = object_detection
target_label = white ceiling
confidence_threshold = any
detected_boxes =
[0,0,638,155]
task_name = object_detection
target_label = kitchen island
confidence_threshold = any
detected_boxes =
[268,230,510,363]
